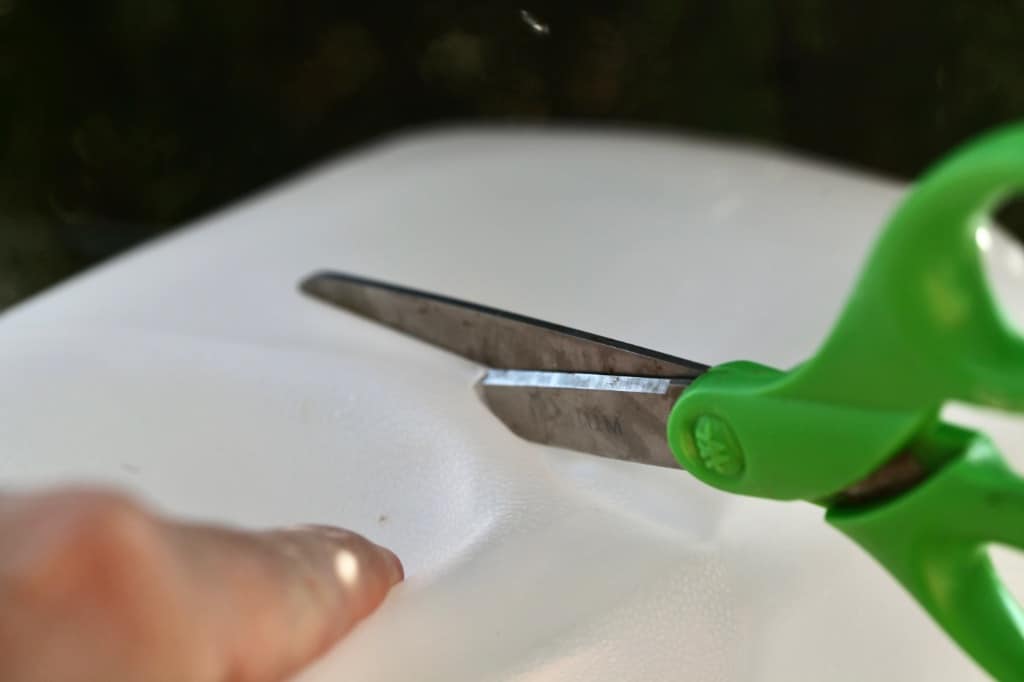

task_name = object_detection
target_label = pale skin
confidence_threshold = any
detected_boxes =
[0,487,404,682]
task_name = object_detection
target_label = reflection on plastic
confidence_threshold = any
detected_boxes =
[976,224,993,252]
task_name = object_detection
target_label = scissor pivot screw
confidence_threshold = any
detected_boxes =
[692,415,744,478]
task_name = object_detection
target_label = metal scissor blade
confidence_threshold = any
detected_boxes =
[300,271,707,377]
[479,370,688,468]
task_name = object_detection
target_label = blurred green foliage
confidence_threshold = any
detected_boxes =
[2,0,1024,307]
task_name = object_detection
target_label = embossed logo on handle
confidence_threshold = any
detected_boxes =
[693,415,744,478]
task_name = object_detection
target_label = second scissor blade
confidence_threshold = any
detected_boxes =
[478,370,691,468]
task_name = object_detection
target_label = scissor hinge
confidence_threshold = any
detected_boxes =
[831,451,930,507]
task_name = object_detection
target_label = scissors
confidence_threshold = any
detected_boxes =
[301,123,1024,680]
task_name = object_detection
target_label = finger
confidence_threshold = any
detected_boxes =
[166,520,404,682]
[0,488,403,682]
[0,488,205,682]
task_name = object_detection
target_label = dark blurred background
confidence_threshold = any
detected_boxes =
[2,1,1024,309]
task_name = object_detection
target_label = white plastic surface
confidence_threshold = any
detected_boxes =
[1,128,1014,680]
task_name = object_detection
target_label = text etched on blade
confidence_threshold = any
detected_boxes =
[574,408,624,436]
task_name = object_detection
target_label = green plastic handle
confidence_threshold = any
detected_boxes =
[830,426,1024,682]
[666,122,1024,679]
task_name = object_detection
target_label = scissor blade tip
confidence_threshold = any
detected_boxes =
[300,271,365,302]
[299,271,328,293]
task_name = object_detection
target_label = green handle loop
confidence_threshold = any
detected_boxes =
[796,122,1024,412]
[829,429,1024,682]
[666,122,1024,678]
[669,122,1024,500]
